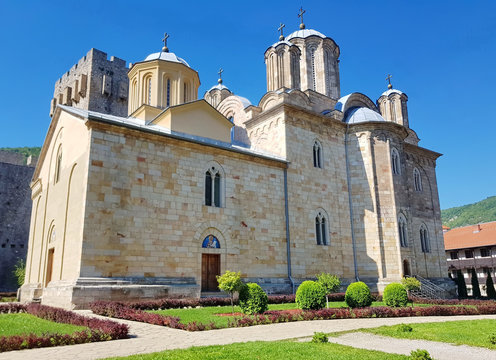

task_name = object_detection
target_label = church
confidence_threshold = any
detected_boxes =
[20,13,451,309]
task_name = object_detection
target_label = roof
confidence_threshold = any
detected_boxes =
[57,105,286,164]
[207,83,231,92]
[144,51,190,67]
[444,221,496,250]
[286,29,326,40]
[381,88,404,97]
[344,107,385,124]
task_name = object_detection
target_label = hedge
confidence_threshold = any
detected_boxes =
[0,303,128,352]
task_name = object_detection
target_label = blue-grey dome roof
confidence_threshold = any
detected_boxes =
[344,107,385,124]
[144,51,190,67]
[207,83,230,92]
[381,88,404,97]
[286,29,326,40]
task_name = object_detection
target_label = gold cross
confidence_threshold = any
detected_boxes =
[298,7,306,29]
[162,32,170,52]
[218,68,223,84]
[278,23,285,40]
[386,74,393,89]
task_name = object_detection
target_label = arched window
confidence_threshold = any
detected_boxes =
[413,168,422,191]
[403,259,411,276]
[398,214,408,247]
[131,79,138,112]
[166,78,171,107]
[290,49,300,89]
[54,146,62,184]
[391,148,400,175]
[142,74,152,106]
[313,141,323,168]
[315,210,329,245]
[420,224,430,253]
[310,47,317,91]
[183,82,188,103]
[205,164,223,207]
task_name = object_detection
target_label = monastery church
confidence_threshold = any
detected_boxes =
[21,14,451,308]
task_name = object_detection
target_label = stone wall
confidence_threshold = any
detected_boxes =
[51,48,128,117]
[0,157,35,291]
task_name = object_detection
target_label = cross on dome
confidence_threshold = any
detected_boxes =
[218,68,223,84]
[386,74,393,89]
[162,32,170,53]
[298,7,306,29]
[278,23,285,41]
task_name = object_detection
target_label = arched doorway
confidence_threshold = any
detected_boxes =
[201,235,221,292]
[403,259,411,276]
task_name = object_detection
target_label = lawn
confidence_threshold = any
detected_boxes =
[362,319,496,349]
[149,302,392,327]
[0,313,88,337]
[104,340,408,360]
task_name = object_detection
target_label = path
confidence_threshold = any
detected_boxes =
[1,313,496,359]
[329,332,496,360]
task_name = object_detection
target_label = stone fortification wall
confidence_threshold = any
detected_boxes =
[51,48,129,117]
[0,157,35,291]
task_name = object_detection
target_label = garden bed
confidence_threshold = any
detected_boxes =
[0,303,128,352]
[90,297,496,332]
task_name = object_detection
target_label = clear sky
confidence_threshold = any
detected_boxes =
[0,0,494,210]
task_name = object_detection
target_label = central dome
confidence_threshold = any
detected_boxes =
[286,29,326,41]
[144,51,190,67]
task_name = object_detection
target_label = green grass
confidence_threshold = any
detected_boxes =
[104,340,408,360]
[362,319,496,349]
[0,313,88,337]
[148,301,445,328]
[0,297,17,303]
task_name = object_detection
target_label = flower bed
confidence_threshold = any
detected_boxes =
[89,298,496,332]
[0,303,128,352]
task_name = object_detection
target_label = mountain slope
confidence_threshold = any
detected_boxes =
[0,147,41,163]
[442,196,496,228]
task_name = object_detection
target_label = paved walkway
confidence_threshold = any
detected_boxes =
[1,313,496,359]
[329,332,496,360]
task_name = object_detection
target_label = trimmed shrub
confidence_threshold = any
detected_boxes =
[398,323,413,332]
[217,271,244,314]
[311,332,328,343]
[410,349,433,360]
[316,273,340,308]
[470,268,481,298]
[345,282,373,308]
[295,281,326,310]
[239,283,268,315]
[402,277,421,293]
[457,270,468,299]
[383,283,408,307]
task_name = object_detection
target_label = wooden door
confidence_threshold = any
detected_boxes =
[45,248,54,287]
[202,254,220,292]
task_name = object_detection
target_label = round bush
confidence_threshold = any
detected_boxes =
[239,283,268,314]
[295,281,326,310]
[383,283,408,307]
[345,282,373,308]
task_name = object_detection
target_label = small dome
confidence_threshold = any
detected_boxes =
[286,29,326,41]
[144,51,190,67]
[207,83,231,92]
[267,39,294,50]
[381,88,404,97]
[344,107,386,124]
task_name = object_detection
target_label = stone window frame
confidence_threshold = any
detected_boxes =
[398,213,408,247]
[313,139,323,169]
[204,161,225,208]
[142,73,153,106]
[413,167,422,191]
[314,208,330,246]
[391,147,401,175]
[54,145,62,184]
[420,223,430,253]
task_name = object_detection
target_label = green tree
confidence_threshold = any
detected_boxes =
[316,273,340,308]
[486,269,496,300]
[13,259,26,287]
[402,277,421,306]
[457,270,468,299]
[216,271,244,314]
[470,268,481,298]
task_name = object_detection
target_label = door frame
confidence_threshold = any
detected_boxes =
[202,253,221,292]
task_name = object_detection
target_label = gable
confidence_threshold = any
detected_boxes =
[152,100,233,143]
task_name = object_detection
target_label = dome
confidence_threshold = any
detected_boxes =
[381,88,404,97]
[144,51,190,67]
[286,29,326,41]
[344,107,386,124]
[207,83,230,92]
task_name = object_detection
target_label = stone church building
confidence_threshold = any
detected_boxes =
[21,19,450,308]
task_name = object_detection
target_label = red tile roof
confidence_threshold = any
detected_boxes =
[444,221,496,250]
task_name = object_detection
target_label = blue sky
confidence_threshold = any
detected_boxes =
[0,0,494,209]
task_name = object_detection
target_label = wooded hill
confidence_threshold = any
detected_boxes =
[442,196,496,229]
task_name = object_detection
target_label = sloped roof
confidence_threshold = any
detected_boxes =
[444,221,496,250]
